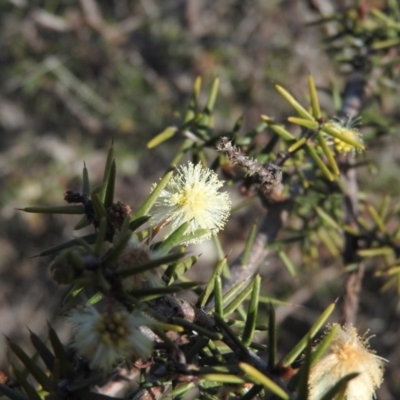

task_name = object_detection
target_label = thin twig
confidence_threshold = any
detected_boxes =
[339,72,366,325]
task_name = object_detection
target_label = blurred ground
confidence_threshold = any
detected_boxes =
[0,1,399,398]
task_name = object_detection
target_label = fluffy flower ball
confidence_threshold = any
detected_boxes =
[118,237,163,290]
[151,162,231,245]
[324,120,364,155]
[70,307,152,371]
[309,324,385,400]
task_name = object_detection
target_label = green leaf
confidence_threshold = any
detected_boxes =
[73,215,92,230]
[134,228,151,242]
[281,300,336,367]
[147,126,178,149]
[91,193,107,221]
[48,324,74,378]
[28,329,55,372]
[94,217,107,257]
[288,137,307,153]
[308,75,321,119]
[214,314,249,356]
[172,317,223,341]
[330,78,342,112]
[319,373,358,400]
[241,223,258,265]
[268,305,277,367]
[169,139,193,167]
[35,233,97,257]
[164,254,199,285]
[239,363,290,400]
[82,162,90,195]
[104,159,116,208]
[366,204,386,233]
[129,282,197,299]
[296,338,312,400]
[60,285,84,312]
[305,144,334,181]
[133,168,174,219]
[258,296,297,306]
[170,382,196,398]
[198,365,241,374]
[185,336,210,362]
[91,183,105,200]
[277,250,296,277]
[204,77,219,115]
[311,324,340,366]
[372,37,400,50]
[183,76,202,123]
[315,206,341,230]
[232,114,244,136]
[128,215,151,231]
[358,247,394,257]
[318,228,340,257]
[7,338,53,392]
[321,123,364,150]
[86,292,103,306]
[316,131,340,176]
[378,195,391,223]
[211,233,225,269]
[242,275,261,346]
[117,252,185,279]
[17,205,84,214]
[275,85,314,121]
[201,374,246,384]
[204,340,226,366]
[198,257,227,308]
[222,280,252,315]
[100,144,114,201]
[160,228,210,254]
[261,115,296,141]
[214,276,224,317]
[288,117,319,130]
[156,221,191,254]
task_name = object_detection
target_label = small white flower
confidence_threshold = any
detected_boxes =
[309,324,385,400]
[323,118,364,155]
[70,307,152,371]
[151,162,231,245]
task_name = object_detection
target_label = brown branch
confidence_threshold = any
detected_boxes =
[96,368,140,397]
[339,72,366,325]
[214,137,289,301]
[120,292,296,400]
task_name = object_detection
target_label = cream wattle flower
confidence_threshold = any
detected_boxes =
[309,324,385,400]
[151,162,231,245]
[70,307,152,371]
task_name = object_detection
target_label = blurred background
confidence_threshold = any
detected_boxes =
[0,0,399,398]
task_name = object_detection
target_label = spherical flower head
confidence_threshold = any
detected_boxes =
[118,236,163,290]
[70,307,152,371]
[309,323,385,400]
[324,119,364,155]
[151,162,231,245]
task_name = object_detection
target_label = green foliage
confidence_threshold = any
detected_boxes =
[1,1,399,400]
